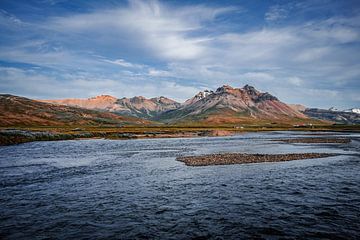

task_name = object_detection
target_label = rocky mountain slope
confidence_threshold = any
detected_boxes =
[289,104,307,112]
[156,85,309,124]
[43,95,180,118]
[0,94,148,126]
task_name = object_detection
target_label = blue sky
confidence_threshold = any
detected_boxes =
[0,0,359,108]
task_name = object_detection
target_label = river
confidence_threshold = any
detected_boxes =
[1,131,359,239]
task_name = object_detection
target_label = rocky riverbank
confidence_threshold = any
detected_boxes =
[0,129,104,145]
[0,129,235,146]
[177,153,337,166]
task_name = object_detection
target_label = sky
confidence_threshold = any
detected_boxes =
[0,0,359,109]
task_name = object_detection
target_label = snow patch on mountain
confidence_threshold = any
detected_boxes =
[344,108,360,114]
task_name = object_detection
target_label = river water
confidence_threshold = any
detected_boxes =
[0,131,360,239]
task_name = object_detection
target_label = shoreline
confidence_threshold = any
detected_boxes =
[177,153,338,166]
[0,129,235,146]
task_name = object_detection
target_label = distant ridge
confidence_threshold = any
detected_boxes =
[304,108,360,124]
[43,95,180,118]
[43,95,118,111]
[289,105,360,124]
[0,94,149,126]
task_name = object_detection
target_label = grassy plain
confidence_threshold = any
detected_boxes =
[1,123,359,145]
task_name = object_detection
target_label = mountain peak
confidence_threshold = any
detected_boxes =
[243,84,255,89]
[134,96,146,99]
[150,96,179,105]
[130,96,147,104]
[216,85,234,93]
[242,84,258,95]
[197,89,214,98]
[89,95,117,101]
[184,89,214,105]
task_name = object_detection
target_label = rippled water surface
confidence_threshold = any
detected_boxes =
[1,131,360,239]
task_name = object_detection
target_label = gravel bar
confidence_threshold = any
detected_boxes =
[177,153,337,166]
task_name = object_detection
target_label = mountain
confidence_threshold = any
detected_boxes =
[0,94,148,126]
[42,95,180,119]
[344,108,360,114]
[288,105,360,124]
[114,96,180,118]
[304,108,360,124]
[155,85,309,124]
[44,95,119,111]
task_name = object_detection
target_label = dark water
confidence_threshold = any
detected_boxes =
[1,131,360,239]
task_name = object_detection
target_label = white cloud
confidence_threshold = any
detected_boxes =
[48,0,235,61]
[294,47,330,62]
[265,5,288,22]
[0,41,105,71]
[103,58,144,68]
[148,68,172,77]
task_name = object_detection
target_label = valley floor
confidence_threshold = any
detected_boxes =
[1,124,360,146]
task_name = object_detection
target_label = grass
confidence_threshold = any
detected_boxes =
[2,123,360,134]
[1,123,359,145]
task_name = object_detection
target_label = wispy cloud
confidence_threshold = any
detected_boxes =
[148,68,172,77]
[265,5,288,22]
[103,58,144,68]
[0,9,23,26]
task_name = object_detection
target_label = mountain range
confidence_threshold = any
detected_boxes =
[41,85,310,124]
[1,84,358,126]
